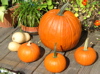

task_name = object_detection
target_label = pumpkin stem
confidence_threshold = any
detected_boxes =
[57,0,69,16]
[53,43,57,58]
[27,41,31,46]
[84,37,89,51]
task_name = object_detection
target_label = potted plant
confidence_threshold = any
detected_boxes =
[0,0,21,28]
[12,0,49,34]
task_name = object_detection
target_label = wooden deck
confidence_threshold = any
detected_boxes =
[0,27,100,74]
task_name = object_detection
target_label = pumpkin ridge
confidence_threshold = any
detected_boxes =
[57,57,64,71]
[62,16,73,50]
[45,15,58,48]
[59,17,64,51]
[39,10,56,32]
[54,15,68,51]
[67,17,76,49]
[55,16,63,51]
[59,16,70,51]
[39,14,54,44]
[65,14,81,49]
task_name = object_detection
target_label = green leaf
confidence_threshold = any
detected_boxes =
[46,0,52,5]
[94,26,98,28]
[76,0,84,7]
[48,5,54,10]
[86,4,90,8]
[91,2,97,5]
[71,1,74,4]
[0,6,6,11]
[98,11,100,14]
[74,8,79,11]
[0,11,4,22]
[0,6,6,22]
[1,0,8,6]
[74,13,79,17]
[85,24,88,26]
[83,17,87,20]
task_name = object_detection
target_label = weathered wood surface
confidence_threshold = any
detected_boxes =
[0,27,100,74]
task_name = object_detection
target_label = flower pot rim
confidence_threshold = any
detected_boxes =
[21,24,39,33]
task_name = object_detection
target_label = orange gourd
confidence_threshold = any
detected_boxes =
[18,41,40,63]
[74,38,97,66]
[44,44,67,73]
[39,2,82,51]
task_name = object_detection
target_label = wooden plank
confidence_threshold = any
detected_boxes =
[89,42,100,74]
[0,27,19,43]
[0,28,28,71]
[0,33,12,60]
[0,28,22,60]
[90,60,100,74]
[0,52,20,69]
[78,65,93,74]
[33,62,53,74]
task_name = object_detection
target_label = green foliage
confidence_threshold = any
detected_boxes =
[12,1,48,27]
[1,0,8,5]
[63,0,100,31]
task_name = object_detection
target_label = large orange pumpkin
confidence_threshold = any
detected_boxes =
[74,38,97,66]
[18,41,40,63]
[39,3,82,51]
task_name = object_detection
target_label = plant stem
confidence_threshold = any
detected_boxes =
[53,43,57,58]
[57,0,69,16]
[84,37,89,51]
[27,41,31,46]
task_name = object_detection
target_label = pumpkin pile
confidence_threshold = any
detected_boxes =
[6,1,98,73]
[39,1,97,73]
[8,32,31,51]
[8,32,41,63]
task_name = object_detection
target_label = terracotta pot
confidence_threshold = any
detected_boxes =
[0,5,19,28]
[21,25,39,34]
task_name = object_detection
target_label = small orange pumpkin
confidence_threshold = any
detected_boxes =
[44,44,67,73]
[74,38,97,66]
[18,41,40,63]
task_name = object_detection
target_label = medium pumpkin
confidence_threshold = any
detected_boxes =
[74,38,97,66]
[44,44,67,73]
[18,41,40,63]
[39,2,82,51]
